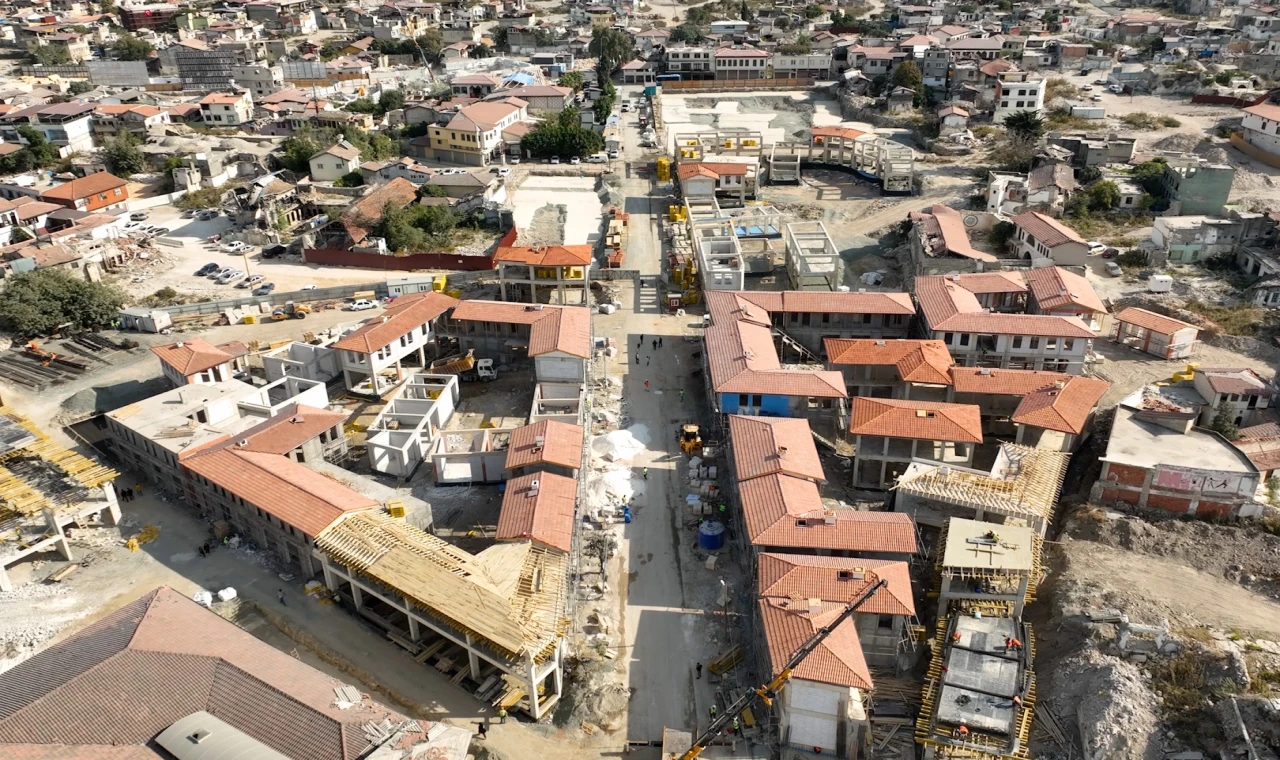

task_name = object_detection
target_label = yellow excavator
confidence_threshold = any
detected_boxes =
[679,424,702,455]
[678,575,888,760]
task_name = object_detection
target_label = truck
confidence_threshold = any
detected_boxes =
[459,358,497,382]
[587,152,609,163]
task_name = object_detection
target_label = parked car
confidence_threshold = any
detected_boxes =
[130,211,149,221]
[1093,78,1109,85]
[1081,84,1093,91]
[509,156,521,164]
[1102,247,1120,258]
[300,284,317,290]
[147,227,170,237]
[349,299,377,311]
[570,156,581,165]
[1105,261,1122,277]
[196,263,220,276]
[550,155,560,164]
[252,282,276,296]
[620,102,632,112]
[123,221,142,231]
[197,210,219,221]
[608,149,619,159]
[1087,241,1105,255]
[217,269,244,284]
[210,266,234,279]
[238,274,265,288]
[182,209,198,218]
[1091,94,1103,102]
[1108,84,1125,94]
[1137,269,1154,280]
[222,241,250,253]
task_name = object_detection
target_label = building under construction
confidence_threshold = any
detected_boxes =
[0,405,120,591]
[768,126,916,194]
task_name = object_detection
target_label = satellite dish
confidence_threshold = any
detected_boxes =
[963,214,979,227]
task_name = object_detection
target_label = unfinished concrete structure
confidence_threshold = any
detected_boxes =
[366,373,460,478]
[768,128,916,194]
[917,613,1036,760]
[784,221,842,291]
[430,427,515,484]
[893,443,1069,537]
[317,510,570,719]
[936,517,1039,618]
[335,292,457,396]
[691,212,746,290]
[530,381,585,424]
[0,407,120,591]
[262,340,341,383]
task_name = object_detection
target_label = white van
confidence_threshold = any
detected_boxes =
[587,152,609,163]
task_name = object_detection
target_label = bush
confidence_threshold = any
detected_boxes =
[175,186,226,211]
[333,170,364,188]
[990,220,1016,247]
[0,269,126,338]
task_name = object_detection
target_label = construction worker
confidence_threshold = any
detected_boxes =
[679,389,685,401]
[1010,637,1023,653]
[952,631,962,643]
[709,705,717,721]
[642,467,649,480]
[984,530,1000,542]
[731,718,740,734]
[1004,636,1013,653]
[277,589,286,606]
[695,663,702,679]
[497,707,507,724]
[644,380,650,392]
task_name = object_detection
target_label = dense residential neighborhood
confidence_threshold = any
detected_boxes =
[2,0,1280,760]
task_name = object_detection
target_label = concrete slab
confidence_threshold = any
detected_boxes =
[509,176,603,246]
[937,615,1019,734]
[942,517,1035,572]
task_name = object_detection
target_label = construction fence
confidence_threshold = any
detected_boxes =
[302,248,496,271]
[156,283,381,317]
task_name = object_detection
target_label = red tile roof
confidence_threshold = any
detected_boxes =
[183,449,375,537]
[950,366,1071,396]
[209,404,347,456]
[812,125,867,141]
[736,290,914,315]
[757,553,915,616]
[342,177,419,245]
[675,161,750,180]
[728,415,825,483]
[1025,266,1106,314]
[1012,210,1086,247]
[40,172,127,202]
[703,291,847,398]
[505,420,584,471]
[917,205,997,262]
[1011,375,1110,434]
[450,301,591,359]
[1196,367,1273,397]
[1114,307,1198,336]
[849,397,983,443]
[915,275,1096,337]
[758,597,873,690]
[740,473,918,554]
[0,588,415,760]
[150,337,234,376]
[494,242,593,266]
[496,471,576,552]
[332,292,457,353]
[951,271,1027,295]
[824,338,954,385]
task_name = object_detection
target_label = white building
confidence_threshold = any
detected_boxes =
[333,292,458,395]
[993,70,1045,124]
[1011,210,1090,267]
[199,91,254,126]
[150,338,242,387]
[1240,102,1280,159]
[309,141,362,182]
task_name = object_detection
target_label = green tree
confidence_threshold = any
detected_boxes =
[687,5,713,24]
[779,35,811,55]
[1211,405,1240,440]
[468,43,493,58]
[1003,110,1045,141]
[1131,157,1168,196]
[280,128,322,173]
[333,170,364,187]
[804,4,824,18]
[669,23,705,42]
[421,184,448,197]
[1077,180,1120,213]
[319,40,345,61]
[0,269,126,339]
[520,110,605,158]
[740,1,752,20]
[32,45,71,66]
[367,133,397,160]
[491,26,509,51]
[558,71,585,91]
[990,220,1016,247]
[379,89,405,113]
[67,80,95,95]
[344,98,380,114]
[416,29,444,62]
[589,26,633,77]
[1213,71,1232,86]
[17,126,58,167]
[112,32,152,61]
[891,59,922,91]
[103,132,145,176]
[376,202,459,252]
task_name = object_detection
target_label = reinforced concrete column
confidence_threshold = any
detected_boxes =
[43,508,73,563]
[351,582,364,610]
[321,555,336,590]
[526,655,542,720]
[465,633,481,680]
[405,597,421,641]
[103,482,121,526]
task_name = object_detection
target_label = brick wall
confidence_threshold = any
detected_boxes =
[1145,492,1192,515]
[1102,462,1147,488]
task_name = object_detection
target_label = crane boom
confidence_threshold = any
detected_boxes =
[679,575,888,760]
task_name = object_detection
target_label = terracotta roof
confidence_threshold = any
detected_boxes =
[1114,307,1198,336]
[758,553,914,616]
[216,340,249,358]
[1025,266,1106,313]
[198,92,243,105]
[1239,421,1280,440]
[848,397,983,443]
[496,471,576,552]
[1011,375,1110,434]
[1012,210,1086,247]
[758,597,872,689]
[341,177,419,244]
[950,366,1070,396]
[494,243,593,266]
[209,404,347,456]
[728,415,825,483]
[184,449,375,537]
[40,172,127,202]
[449,301,591,358]
[937,105,969,117]
[1197,367,1274,396]
[1245,102,1280,122]
[740,473,918,554]
[735,290,914,315]
[703,291,847,399]
[951,271,1027,295]
[446,101,522,131]
[824,339,954,385]
[332,292,457,353]
[505,420,584,471]
[675,161,750,180]
[915,275,1096,337]
[812,125,867,141]
[314,142,360,162]
[150,337,233,376]
[0,144,20,157]
[0,588,417,760]
[917,205,997,262]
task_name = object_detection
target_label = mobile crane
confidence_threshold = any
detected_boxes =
[679,574,888,760]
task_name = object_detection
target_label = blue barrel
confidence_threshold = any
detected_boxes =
[698,520,726,551]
